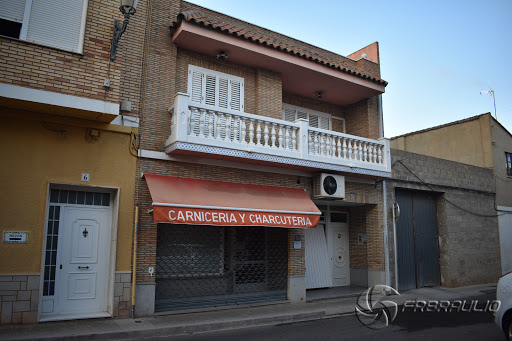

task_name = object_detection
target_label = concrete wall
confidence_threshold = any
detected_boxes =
[390,115,493,168]
[490,119,512,207]
[385,149,501,288]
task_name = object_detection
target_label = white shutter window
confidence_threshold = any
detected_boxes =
[0,0,88,53]
[0,0,25,22]
[25,0,87,53]
[187,65,244,112]
[218,77,229,109]
[190,69,204,104]
[205,74,216,106]
[283,107,296,122]
[309,114,319,128]
[230,80,241,111]
[282,103,332,130]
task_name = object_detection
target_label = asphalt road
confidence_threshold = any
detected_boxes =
[144,293,505,341]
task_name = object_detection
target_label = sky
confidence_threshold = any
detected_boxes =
[188,0,512,137]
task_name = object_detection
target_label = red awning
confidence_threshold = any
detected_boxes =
[144,174,321,228]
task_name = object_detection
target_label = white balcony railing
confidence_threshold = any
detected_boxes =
[166,93,391,176]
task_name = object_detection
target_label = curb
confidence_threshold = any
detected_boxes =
[20,311,327,341]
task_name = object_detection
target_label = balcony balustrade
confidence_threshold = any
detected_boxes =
[165,93,391,177]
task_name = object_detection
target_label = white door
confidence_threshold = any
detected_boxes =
[305,224,332,289]
[57,206,111,317]
[331,223,350,287]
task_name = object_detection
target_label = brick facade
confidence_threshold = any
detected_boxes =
[386,149,500,287]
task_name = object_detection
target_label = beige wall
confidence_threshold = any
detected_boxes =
[390,115,494,168]
[0,111,136,274]
[491,120,512,207]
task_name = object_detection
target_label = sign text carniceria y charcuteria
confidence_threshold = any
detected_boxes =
[167,209,313,227]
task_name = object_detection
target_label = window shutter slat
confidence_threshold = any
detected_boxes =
[218,77,228,109]
[205,75,216,106]
[0,0,25,22]
[26,0,85,53]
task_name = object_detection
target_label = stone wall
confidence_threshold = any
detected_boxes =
[0,274,39,324]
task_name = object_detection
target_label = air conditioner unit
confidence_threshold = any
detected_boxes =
[313,173,345,199]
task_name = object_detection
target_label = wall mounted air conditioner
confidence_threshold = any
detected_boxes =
[313,173,345,199]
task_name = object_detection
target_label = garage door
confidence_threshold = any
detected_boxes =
[396,189,440,290]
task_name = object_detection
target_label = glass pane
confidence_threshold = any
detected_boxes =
[54,206,60,219]
[53,221,59,235]
[102,193,110,206]
[45,251,51,265]
[43,281,49,296]
[93,192,102,206]
[46,236,52,250]
[48,206,54,220]
[52,236,58,250]
[50,266,55,280]
[58,190,68,203]
[49,282,55,296]
[77,191,85,205]
[85,192,93,205]
[44,266,50,281]
[50,189,59,203]
[51,251,57,265]
[330,212,347,223]
[68,190,77,204]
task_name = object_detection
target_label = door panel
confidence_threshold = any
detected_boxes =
[305,224,332,289]
[396,190,416,290]
[58,206,110,315]
[413,192,440,287]
[396,189,440,290]
[331,224,349,287]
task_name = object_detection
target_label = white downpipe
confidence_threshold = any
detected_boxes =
[392,203,399,291]
[379,94,391,290]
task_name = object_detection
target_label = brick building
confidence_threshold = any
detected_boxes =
[132,0,391,316]
[0,0,143,324]
[0,0,393,323]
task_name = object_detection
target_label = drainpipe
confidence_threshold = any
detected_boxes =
[379,94,391,290]
[131,205,139,318]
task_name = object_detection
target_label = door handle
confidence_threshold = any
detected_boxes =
[78,266,89,270]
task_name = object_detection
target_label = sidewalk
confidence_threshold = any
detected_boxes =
[0,283,496,341]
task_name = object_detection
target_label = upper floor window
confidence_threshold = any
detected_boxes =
[282,103,333,130]
[0,0,88,53]
[506,152,512,177]
[188,65,244,112]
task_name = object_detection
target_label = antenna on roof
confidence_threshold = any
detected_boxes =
[480,89,497,120]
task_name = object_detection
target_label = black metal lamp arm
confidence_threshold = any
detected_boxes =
[110,6,136,62]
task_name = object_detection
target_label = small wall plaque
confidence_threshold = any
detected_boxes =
[3,231,28,244]
[294,241,302,249]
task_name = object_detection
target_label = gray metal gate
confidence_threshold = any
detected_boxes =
[155,224,288,312]
[396,189,440,290]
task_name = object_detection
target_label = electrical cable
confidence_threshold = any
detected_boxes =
[392,158,511,218]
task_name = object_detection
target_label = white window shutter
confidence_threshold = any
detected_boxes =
[308,114,319,128]
[0,0,25,22]
[230,80,241,111]
[190,69,204,104]
[218,77,228,109]
[319,116,330,130]
[26,0,86,53]
[296,110,308,121]
[205,74,216,106]
[283,107,296,122]
[188,65,244,112]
